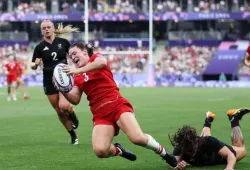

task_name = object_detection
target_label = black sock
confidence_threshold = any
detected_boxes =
[68,129,76,138]
[68,111,75,115]
[203,117,213,128]
[230,117,240,128]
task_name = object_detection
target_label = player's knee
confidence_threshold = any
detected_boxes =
[93,146,110,158]
[52,105,62,115]
[12,82,17,88]
[58,102,70,112]
[129,133,147,145]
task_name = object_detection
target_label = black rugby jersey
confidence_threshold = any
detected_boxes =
[32,37,71,76]
[173,136,236,166]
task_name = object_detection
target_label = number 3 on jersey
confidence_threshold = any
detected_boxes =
[52,52,58,61]
[83,73,89,82]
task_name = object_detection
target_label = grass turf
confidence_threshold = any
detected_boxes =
[0,87,250,170]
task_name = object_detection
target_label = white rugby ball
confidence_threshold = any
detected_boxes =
[53,63,74,93]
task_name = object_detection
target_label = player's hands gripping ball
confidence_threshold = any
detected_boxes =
[53,64,74,93]
[62,66,81,75]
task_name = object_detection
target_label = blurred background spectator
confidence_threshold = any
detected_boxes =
[156,46,216,75]
[1,0,250,14]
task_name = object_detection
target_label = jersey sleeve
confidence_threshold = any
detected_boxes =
[64,39,71,53]
[206,136,225,153]
[89,53,103,62]
[32,45,41,62]
[247,46,250,55]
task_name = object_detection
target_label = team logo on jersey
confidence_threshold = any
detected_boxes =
[43,46,49,51]
[58,44,62,49]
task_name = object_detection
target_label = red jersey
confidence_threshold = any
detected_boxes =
[5,62,19,77]
[74,53,120,114]
[247,45,250,55]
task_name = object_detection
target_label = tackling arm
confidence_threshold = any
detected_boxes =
[218,146,237,170]
[62,86,83,105]
[78,57,107,73]
[174,156,190,170]
[63,56,108,75]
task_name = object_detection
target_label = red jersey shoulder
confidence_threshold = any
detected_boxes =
[89,53,102,62]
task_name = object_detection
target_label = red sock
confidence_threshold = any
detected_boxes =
[114,146,122,156]
[155,145,163,154]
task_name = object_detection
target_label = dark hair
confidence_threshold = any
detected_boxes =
[70,42,94,57]
[169,125,204,156]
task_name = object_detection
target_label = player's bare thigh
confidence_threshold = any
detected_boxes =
[11,81,17,88]
[47,94,60,111]
[17,77,24,85]
[117,112,147,145]
[92,125,115,157]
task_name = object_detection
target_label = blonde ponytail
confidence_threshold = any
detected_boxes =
[54,23,79,36]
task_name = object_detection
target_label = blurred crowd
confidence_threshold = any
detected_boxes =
[92,0,138,14]
[0,44,219,76]
[238,64,250,75]
[0,44,148,75]
[107,53,148,74]
[155,0,250,12]
[61,0,85,14]
[155,46,216,75]
[97,46,148,74]
[2,0,250,14]
[96,45,148,52]
[14,2,47,14]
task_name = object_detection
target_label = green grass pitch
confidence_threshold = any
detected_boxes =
[1,87,250,170]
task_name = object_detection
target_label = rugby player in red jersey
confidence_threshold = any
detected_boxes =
[57,42,177,167]
[15,58,29,100]
[4,55,18,101]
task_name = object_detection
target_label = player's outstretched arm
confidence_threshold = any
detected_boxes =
[63,57,107,75]
[218,146,237,170]
[62,87,83,105]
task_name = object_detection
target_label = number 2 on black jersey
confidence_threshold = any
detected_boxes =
[52,52,58,61]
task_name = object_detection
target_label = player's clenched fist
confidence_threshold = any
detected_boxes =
[35,58,42,66]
